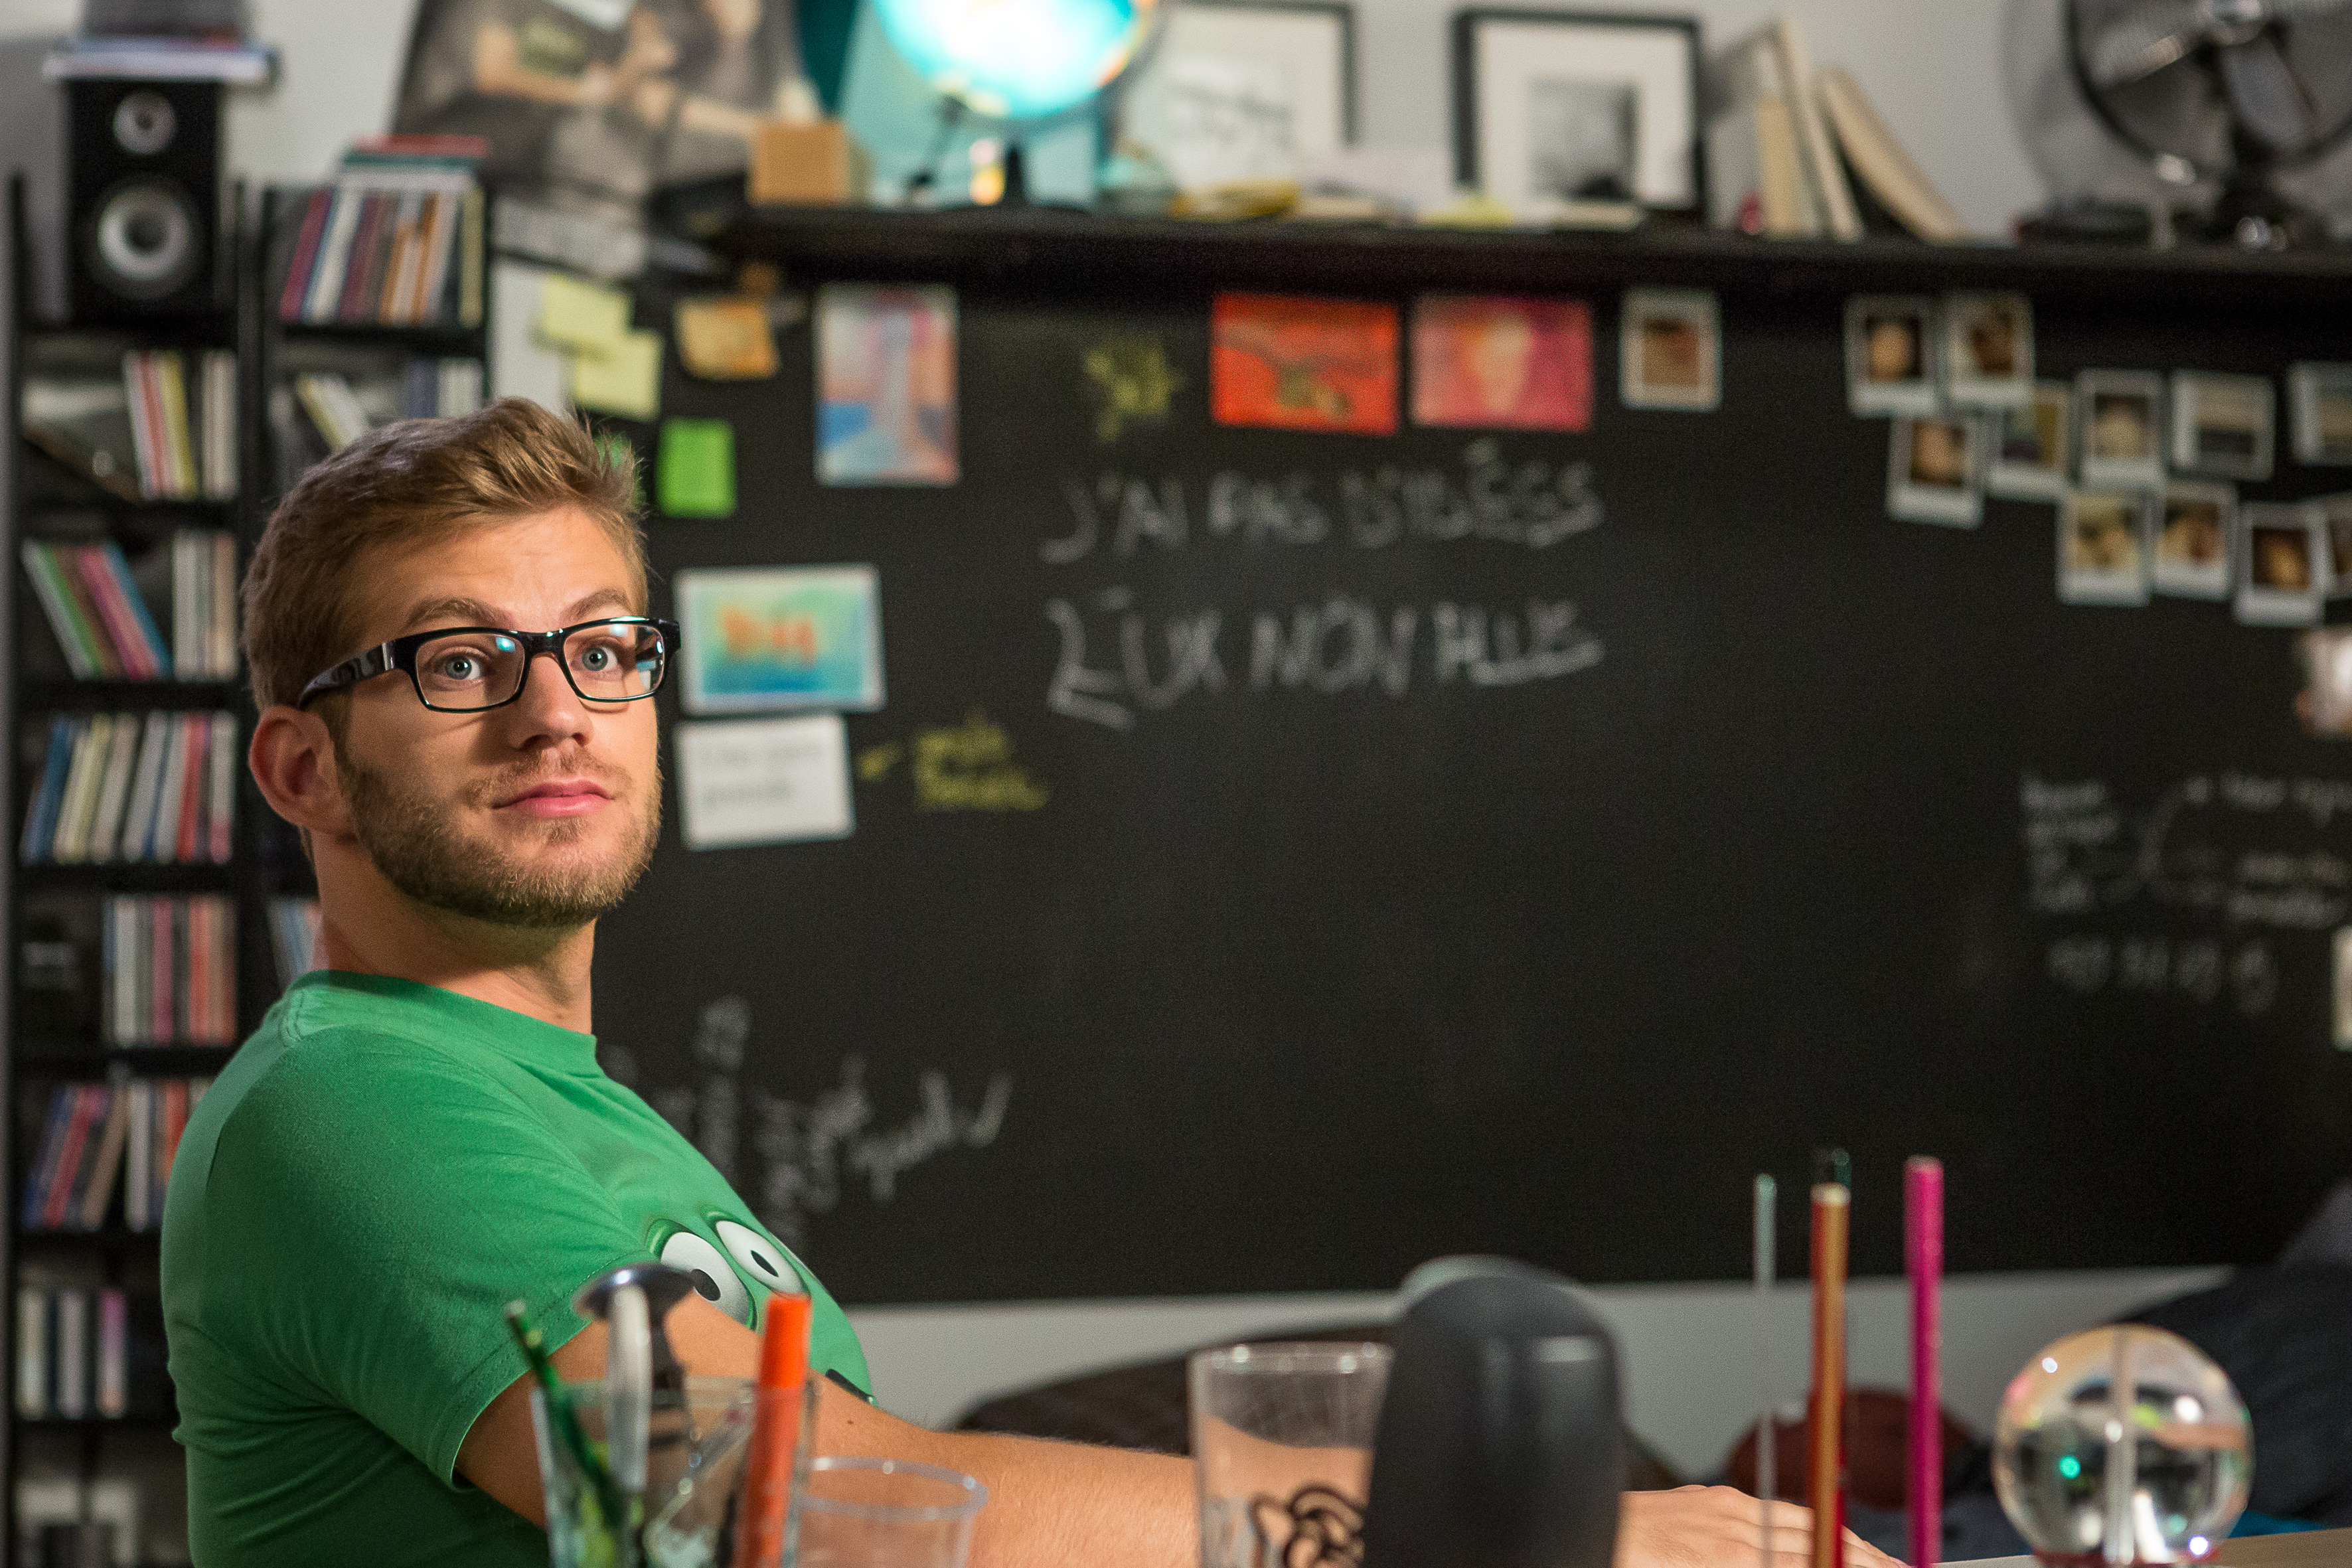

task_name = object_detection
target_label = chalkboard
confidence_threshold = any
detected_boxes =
[589,219,2352,1304]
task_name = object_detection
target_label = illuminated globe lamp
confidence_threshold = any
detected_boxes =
[870,0,1164,204]
[1993,1326,2252,1567]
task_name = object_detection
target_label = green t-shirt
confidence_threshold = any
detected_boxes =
[161,971,870,1567]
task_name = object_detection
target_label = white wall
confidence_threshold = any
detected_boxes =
[847,1267,2223,1476]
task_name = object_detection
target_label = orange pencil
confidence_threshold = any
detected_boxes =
[1810,1184,1849,1568]
[732,1294,813,1568]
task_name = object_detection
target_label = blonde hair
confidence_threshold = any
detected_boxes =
[242,398,647,713]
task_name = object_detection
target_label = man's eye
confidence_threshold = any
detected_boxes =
[434,654,481,681]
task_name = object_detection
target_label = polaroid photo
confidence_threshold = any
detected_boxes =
[2058,489,2152,605]
[1844,295,1938,417]
[2290,362,2352,465]
[1887,414,1983,526]
[2317,492,2352,599]
[1940,292,2033,408]
[1620,288,1719,411]
[2236,501,2326,626]
[2335,925,2352,1048]
[1988,381,2073,501]
[2169,371,2274,481]
[2152,480,2235,599]
[2077,370,2165,491]
[2306,629,2352,740]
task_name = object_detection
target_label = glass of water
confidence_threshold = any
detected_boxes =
[1190,1342,1393,1568]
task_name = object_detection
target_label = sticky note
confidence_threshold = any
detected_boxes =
[568,328,663,420]
[536,274,632,354]
[675,295,779,380]
[658,418,736,518]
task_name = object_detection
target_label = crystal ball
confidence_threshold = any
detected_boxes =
[1993,1325,2251,1566]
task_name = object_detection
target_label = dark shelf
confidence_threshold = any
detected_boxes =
[13,1042,237,1074]
[21,680,244,710]
[13,1413,175,1431]
[717,204,2352,308]
[15,314,236,349]
[13,862,236,890]
[270,317,482,345]
[13,1225,159,1246]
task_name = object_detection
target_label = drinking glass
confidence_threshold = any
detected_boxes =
[795,1456,989,1568]
[1190,1342,1393,1568]
[530,1375,757,1568]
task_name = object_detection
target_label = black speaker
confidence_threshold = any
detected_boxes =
[1363,1258,1625,1568]
[66,76,224,320]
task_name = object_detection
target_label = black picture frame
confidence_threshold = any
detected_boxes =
[1129,0,1360,145]
[1450,8,1706,217]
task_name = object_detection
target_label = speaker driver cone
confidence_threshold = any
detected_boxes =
[88,177,200,299]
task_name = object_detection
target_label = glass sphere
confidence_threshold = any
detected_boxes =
[873,0,1164,122]
[1993,1325,2251,1566]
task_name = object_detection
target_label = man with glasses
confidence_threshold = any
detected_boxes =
[163,400,1893,1568]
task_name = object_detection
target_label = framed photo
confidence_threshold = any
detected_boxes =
[2058,489,2152,606]
[2152,480,2235,599]
[2169,372,2274,481]
[1619,287,1717,410]
[674,564,886,715]
[1453,10,1703,216]
[2317,493,2352,599]
[1988,381,2073,501]
[1887,414,1983,527]
[2077,370,2165,491]
[2290,362,2352,465]
[1940,293,2032,408]
[1119,0,1356,190]
[2236,501,2325,627]
[1844,295,1938,418]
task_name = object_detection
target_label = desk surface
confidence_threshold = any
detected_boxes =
[1959,1530,2352,1568]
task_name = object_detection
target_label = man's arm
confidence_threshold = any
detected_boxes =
[457,1296,1904,1568]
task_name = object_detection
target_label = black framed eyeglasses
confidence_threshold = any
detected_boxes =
[295,617,682,713]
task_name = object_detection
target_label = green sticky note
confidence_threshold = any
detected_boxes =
[659,418,736,518]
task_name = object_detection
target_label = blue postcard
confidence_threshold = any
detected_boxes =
[674,565,884,714]
[817,284,958,486]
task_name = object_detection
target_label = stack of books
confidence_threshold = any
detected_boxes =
[21,531,234,680]
[269,896,323,988]
[291,357,482,453]
[19,350,237,503]
[19,1077,211,1233]
[19,712,238,866]
[104,897,236,1046]
[277,135,487,329]
[14,1286,148,1419]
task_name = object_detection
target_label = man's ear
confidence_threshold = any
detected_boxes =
[248,705,356,844]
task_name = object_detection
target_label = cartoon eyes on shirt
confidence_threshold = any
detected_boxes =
[716,1219,805,1298]
[659,1227,753,1324]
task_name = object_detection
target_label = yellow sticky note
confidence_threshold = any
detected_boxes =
[568,329,663,420]
[536,274,632,354]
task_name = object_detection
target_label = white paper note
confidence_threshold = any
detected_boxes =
[674,714,853,850]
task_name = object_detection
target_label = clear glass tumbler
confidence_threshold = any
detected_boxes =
[530,1375,757,1568]
[794,1456,989,1568]
[1190,1342,1393,1568]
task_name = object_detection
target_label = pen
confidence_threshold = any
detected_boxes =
[732,1293,815,1568]
[1810,1182,1849,1568]
[1908,1158,1944,1568]
[1756,1174,1776,1568]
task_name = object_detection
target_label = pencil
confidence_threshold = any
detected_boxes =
[1908,1159,1943,1568]
[1756,1174,1777,1568]
[1810,1184,1849,1568]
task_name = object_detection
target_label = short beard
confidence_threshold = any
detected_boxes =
[339,749,660,929]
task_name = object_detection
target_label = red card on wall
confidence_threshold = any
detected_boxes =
[1411,295,1593,433]
[1211,293,1399,435]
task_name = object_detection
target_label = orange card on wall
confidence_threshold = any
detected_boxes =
[1211,293,1399,435]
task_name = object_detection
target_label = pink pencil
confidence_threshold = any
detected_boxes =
[1907,1158,1944,1568]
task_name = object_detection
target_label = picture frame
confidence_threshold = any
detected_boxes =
[2236,501,2325,627]
[1940,292,2033,408]
[2076,370,2165,492]
[1452,9,1705,216]
[2152,479,2235,600]
[1887,414,1984,527]
[1844,295,1938,418]
[2169,371,2274,482]
[2058,489,2152,607]
[2319,493,2352,599]
[1119,0,1358,191]
[1619,287,1718,411]
[2290,362,2352,465]
[1988,381,2073,501]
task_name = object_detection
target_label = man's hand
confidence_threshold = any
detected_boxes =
[1618,1486,1907,1568]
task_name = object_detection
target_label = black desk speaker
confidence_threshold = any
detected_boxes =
[1362,1259,1624,1568]
[66,77,224,320]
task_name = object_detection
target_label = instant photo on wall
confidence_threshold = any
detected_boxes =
[1843,295,1937,417]
[2152,480,2235,599]
[2077,370,2165,491]
[1940,292,2032,408]
[1887,414,1982,526]
[2058,489,2152,606]
[1452,11,1703,216]
[2236,501,2326,627]
[2170,372,2274,482]
[1987,381,2073,501]
[2317,493,2352,599]
[2289,362,2352,466]
[1619,287,1718,411]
